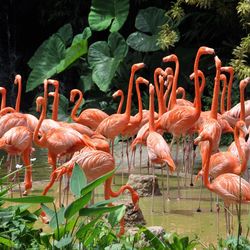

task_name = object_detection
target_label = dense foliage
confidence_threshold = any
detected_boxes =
[0,0,249,114]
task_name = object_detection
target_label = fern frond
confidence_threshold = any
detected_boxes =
[230,34,250,79]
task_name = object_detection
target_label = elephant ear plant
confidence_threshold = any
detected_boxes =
[0,164,127,249]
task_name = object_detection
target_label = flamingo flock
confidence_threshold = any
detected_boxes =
[0,46,249,236]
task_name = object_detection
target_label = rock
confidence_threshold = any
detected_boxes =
[124,201,146,227]
[127,174,162,197]
[114,200,146,227]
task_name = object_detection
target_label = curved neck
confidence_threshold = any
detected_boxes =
[104,178,137,204]
[15,77,22,112]
[176,87,186,99]
[33,101,47,147]
[164,76,173,112]
[234,125,246,173]
[43,81,48,116]
[227,68,234,111]
[52,86,59,121]
[168,59,179,110]
[124,68,136,120]
[134,81,143,123]
[193,53,201,116]
[239,83,246,121]
[149,86,155,132]
[116,92,124,114]
[203,136,213,189]
[0,89,6,110]
[210,66,220,120]
[220,77,227,114]
[71,91,82,123]
[0,107,16,116]
[159,76,165,116]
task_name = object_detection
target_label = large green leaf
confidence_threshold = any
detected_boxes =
[88,0,129,32]
[26,25,91,92]
[49,206,65,229]
[54,235,72,248]
[79,204,124,217]
[127,7,172,52]
[80,168,115,196]
[108,204,126,227]
[70,163,87,197]
[1,195,54,203]
[88,32,128,92]
[64,192,92,219]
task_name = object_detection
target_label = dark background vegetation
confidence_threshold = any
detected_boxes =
[0,0,249,118]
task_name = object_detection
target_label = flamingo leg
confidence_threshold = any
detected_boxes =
[166,166,170,201]
[176,138,181,200]
[161,166,166,213]
[22,149,32,196]
[151,165,155,212]
[139,144,142,174]
[196,177,203,212]
[190,143,196,186]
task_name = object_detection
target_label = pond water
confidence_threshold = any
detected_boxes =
[1,143,250,248]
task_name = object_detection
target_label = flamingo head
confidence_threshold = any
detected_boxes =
[220,74,227,82]
[131,190,140,211]
[36,96,45,112]
[14,74,21,85]
[112,89,123,99]
[47,79,59,88]
[70,89,82,102]
[165,74,173,87]
[194,132,211,145]
[136,76,149,86]
[0,87,6,95]
[221,66,234,75]
[48,91,56,98]
[198,46,215,55]
[189,70,204,81]
[236,120,248,136]
[131,62,145,72]
[214,56,221,71]
[165,66,174,76]
[162,54,178,63]
[240,77,250,90]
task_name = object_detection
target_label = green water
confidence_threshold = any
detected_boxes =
[1,145,250,248]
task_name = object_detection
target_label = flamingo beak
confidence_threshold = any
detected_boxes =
[242,125,248,137]
[194,135,202,145]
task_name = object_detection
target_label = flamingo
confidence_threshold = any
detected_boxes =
[112,89,124,114]
[194,125,250,235]
[155,47,215,198]
[0,126,33,195]
[42,146,139,235]
[70,89,108,130]
[96,63,145,155]
[221,76,250,127]
[33,96,95,171]
[147,84,175,211]
[228,78,250,166]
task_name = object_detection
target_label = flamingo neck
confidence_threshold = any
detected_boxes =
[239,83,246,122]
[52,87,59,121]
[227,69,234,111]
[124,69,135,121]
[134,82,143,124]
[164,77,173,112]
[15,78,22,112]
[117,93,124,114]
[0,90,6,110]
[71,90,82,123]
[168,59,179,110]
[149,86,155,132]
[203,136,213,189]
[0,107,16,116]
[33,102,47,147]
[210,68,220,120]
[193,54,201,117]
[104,178,137,204]
[43,82,48,116]
[159,76,165,116]
[220,77,227,114]
[234,125,246,173]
